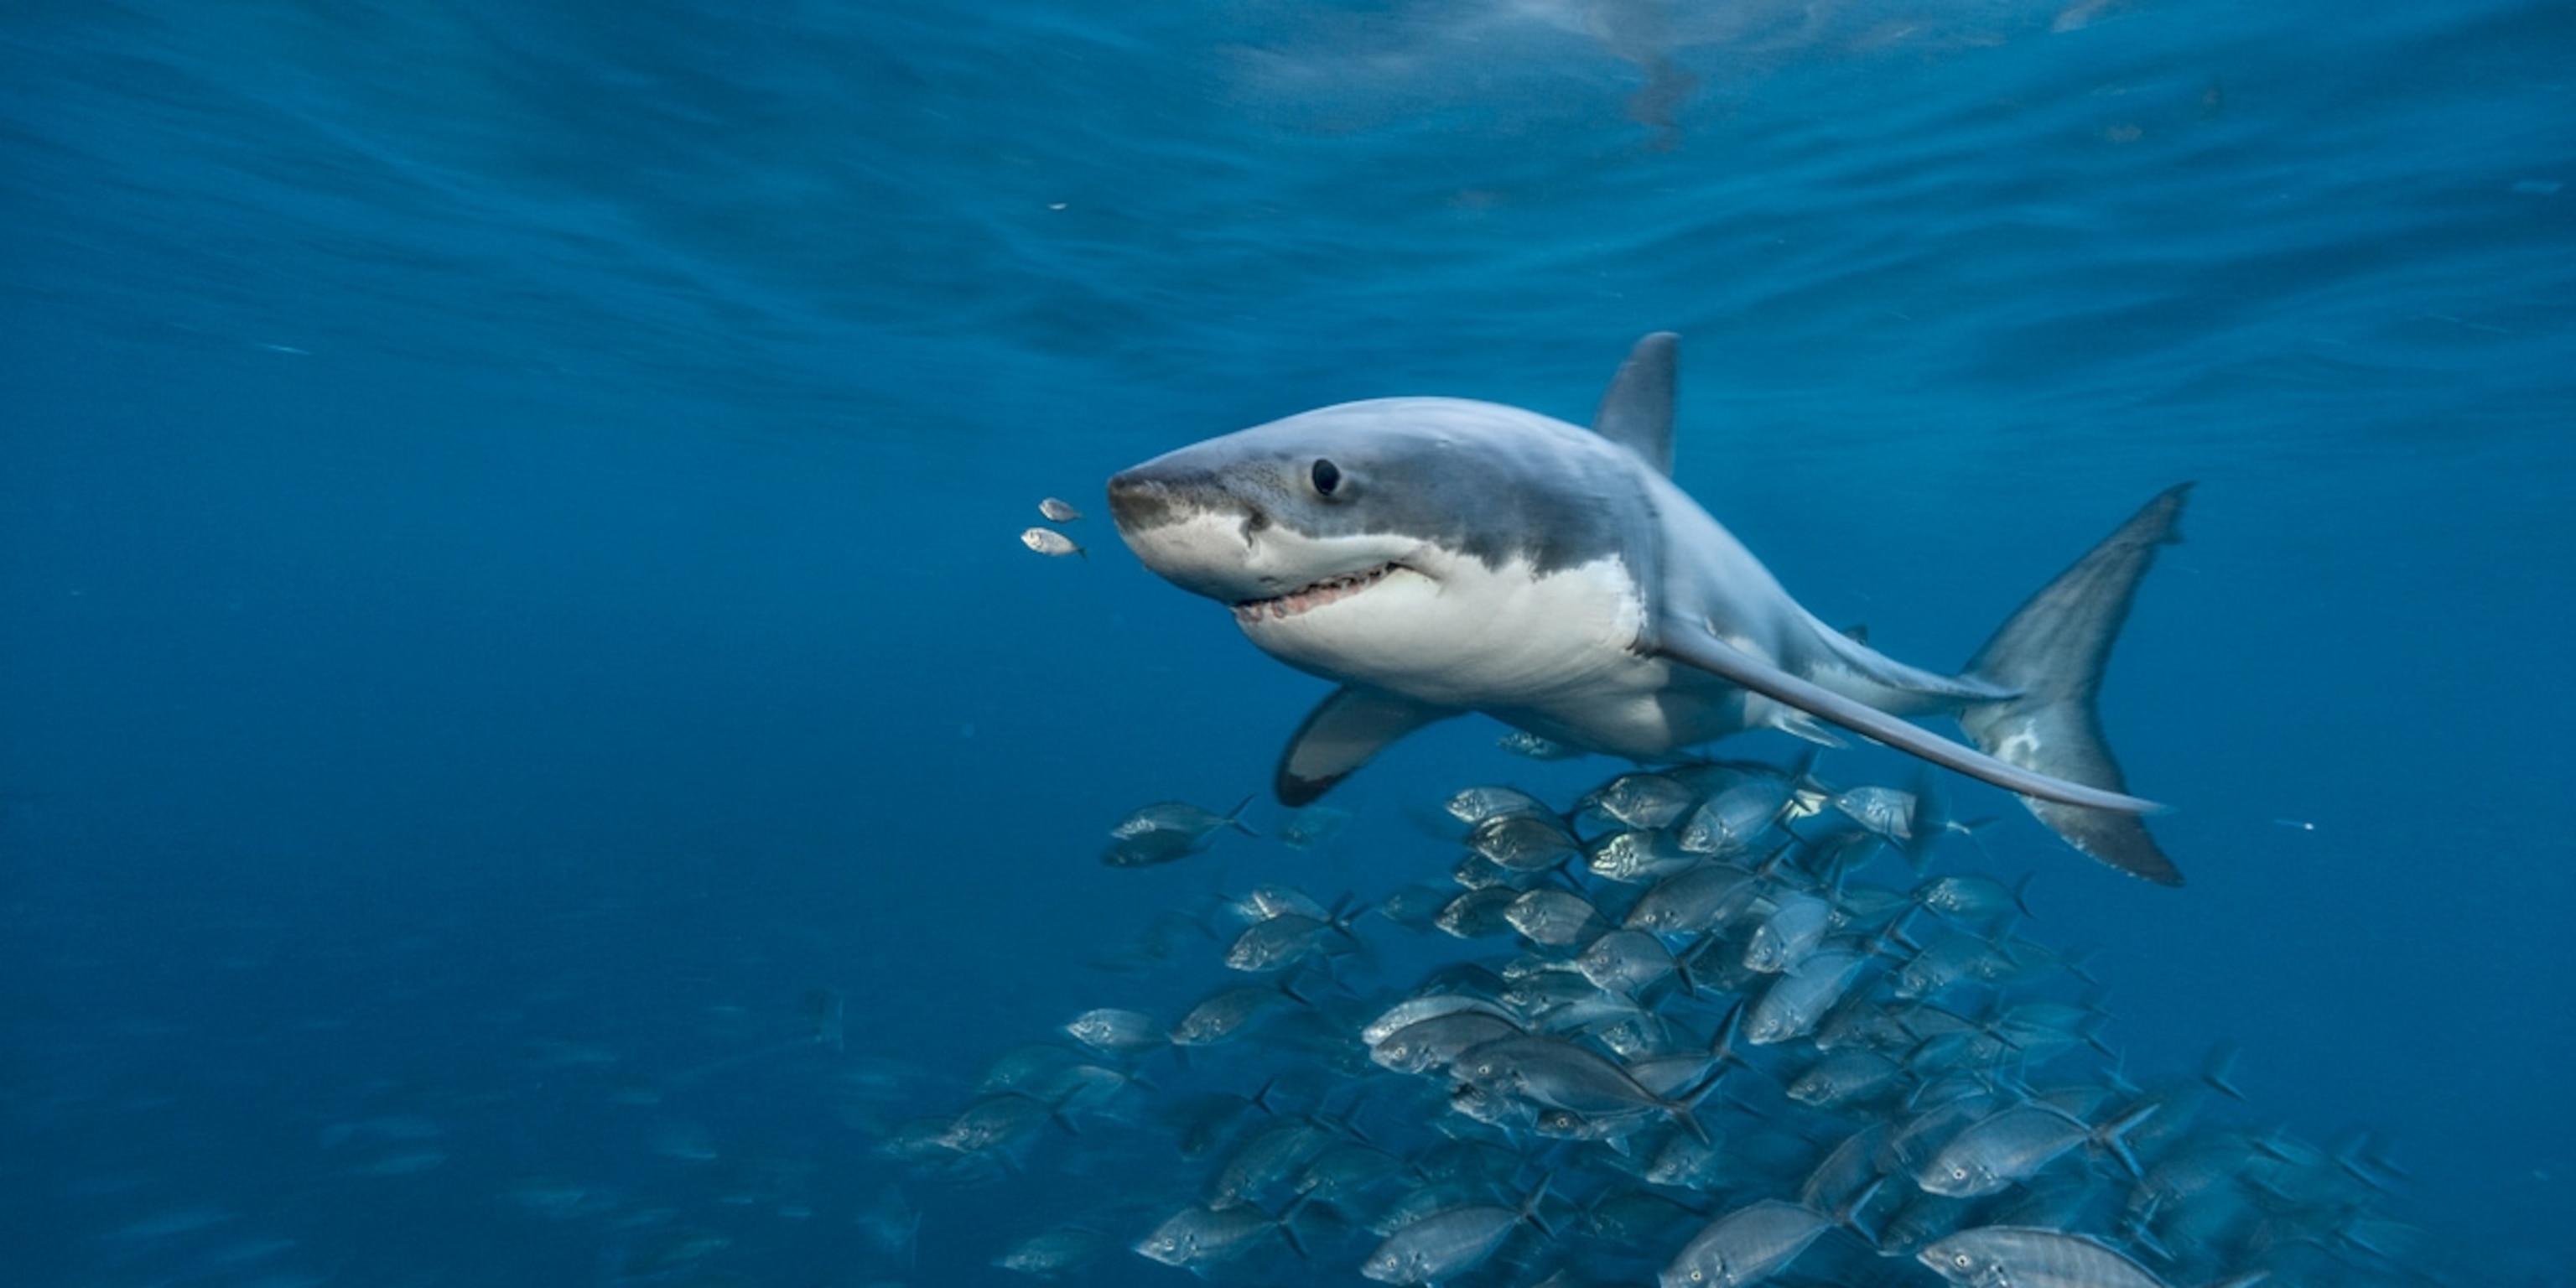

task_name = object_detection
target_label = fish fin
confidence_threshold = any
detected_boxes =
[1648,627,2161,815]
[1663,1098,1710,1147]
[1591,331,1678,475]
[2200,1042,2246,1101]
[1245,1076,1285,1118]
[1275,1195,1314,1260]
[1829,1173,1886,1233]
[1222,794,1262,838]
[1519,1173,1554,1239]
[1960,485,2192,886]
[1275,687,1462,806]
[1760,700,1849,749]
[2096,1100,2162,1180]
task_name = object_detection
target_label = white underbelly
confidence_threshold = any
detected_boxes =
[1244,556,1646,709]
[1497,657,1758,760]
[1239,553,1774,758]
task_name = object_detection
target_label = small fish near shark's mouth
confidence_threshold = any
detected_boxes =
[1231,563,1401,626]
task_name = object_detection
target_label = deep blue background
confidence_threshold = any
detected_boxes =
[4,1,2571,1284]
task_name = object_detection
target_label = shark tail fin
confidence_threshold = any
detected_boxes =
[1959,485,2193,886]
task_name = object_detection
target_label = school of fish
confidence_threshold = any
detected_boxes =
[880,756,2447,1287]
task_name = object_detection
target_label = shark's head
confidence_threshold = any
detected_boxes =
[1108,397,1655,691]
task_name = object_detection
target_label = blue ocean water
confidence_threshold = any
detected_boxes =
[3,1,2572,1284]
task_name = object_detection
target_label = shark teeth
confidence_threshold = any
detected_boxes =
[1233,563,1400,626]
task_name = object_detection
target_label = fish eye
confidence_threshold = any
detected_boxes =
[1952,1253,1973,1269]
[1311,458,1342,496]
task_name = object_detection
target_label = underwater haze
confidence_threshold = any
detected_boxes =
[4,1,2573,1285]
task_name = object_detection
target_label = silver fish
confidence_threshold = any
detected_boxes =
[1371,1010,1524,1076]
[1454,1035,1708,1140]
[1446,784,1556,826]
[1742,949,1869,1046]
[1037,496,1083,522]
[1498,730,1587,760]
[1132,1203,1299,1270]
[1111,796,1259,843]
[1436,887,1521,938]
[935,1093,1059,1156]
[1104,795,1257,866]
[1919,1225,2180,1288]
[1912,872,2035,924]
[1917,1101,2158,1197]
[1785,1050,1901,1109]
[1624,863,1759,935]
[1677,779,1794,857]
[1171,983,1291,1046]
[1577,928,1678,994]
[1362,993,1514,1048]
[1659,1199,1834,1288]
[1581,771,1701,829]
[1504,889,1606,947]
[1021,526,1083,558]
[1225,910,1353,973]
[1232,883,1329,923]
[1279,803,1352,850]
[1211,1117,1336,1209]
[1467,813,1581,871]
[1742,891,1832,974]
[1061,1008,1167,1057]
[1645,1128,1733,1190]
[995,1223,1109,1278]
[1359,1181,1547,1285]
[1586,828,1700,883]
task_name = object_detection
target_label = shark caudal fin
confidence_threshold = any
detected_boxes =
[1959,485,2192,886]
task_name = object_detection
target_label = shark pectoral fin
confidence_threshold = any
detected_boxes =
[1591,332,1679,476]
[1649,628,2163,816]
[1275,686,1463,807]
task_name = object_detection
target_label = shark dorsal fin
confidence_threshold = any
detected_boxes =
[1592,331,1679,475]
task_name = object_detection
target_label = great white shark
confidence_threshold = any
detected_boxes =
[1106,334,2190,885]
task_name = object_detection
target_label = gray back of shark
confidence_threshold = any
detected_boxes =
[1107,333,2190,885]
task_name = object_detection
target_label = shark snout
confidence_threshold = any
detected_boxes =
[1104,469,1172,536]
[1105,466,1274,602]
[1108,466,1259,538]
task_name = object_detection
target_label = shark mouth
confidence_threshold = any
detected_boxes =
[1232,563,1400,626]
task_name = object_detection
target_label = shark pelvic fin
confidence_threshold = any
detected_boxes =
[1960,484,2193,886]
[1592,332,1679,476]
[1276,686,1462,806]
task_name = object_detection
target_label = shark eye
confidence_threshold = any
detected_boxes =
[1310,458,1342,496]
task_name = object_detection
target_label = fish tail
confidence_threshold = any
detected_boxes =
[1275,1194,1315,1260]
[1705,999,1746,1068]
[1827,1173,1886,1234]
[1663,1099,1710,1147]
[1959,484,2193,886]
[2096,1100,2162,1180]
[1519,1172,1554,1239]
[2199,1041,2246,1101]
[1663,1052,1734,1146]
[1223,794,1262,838]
